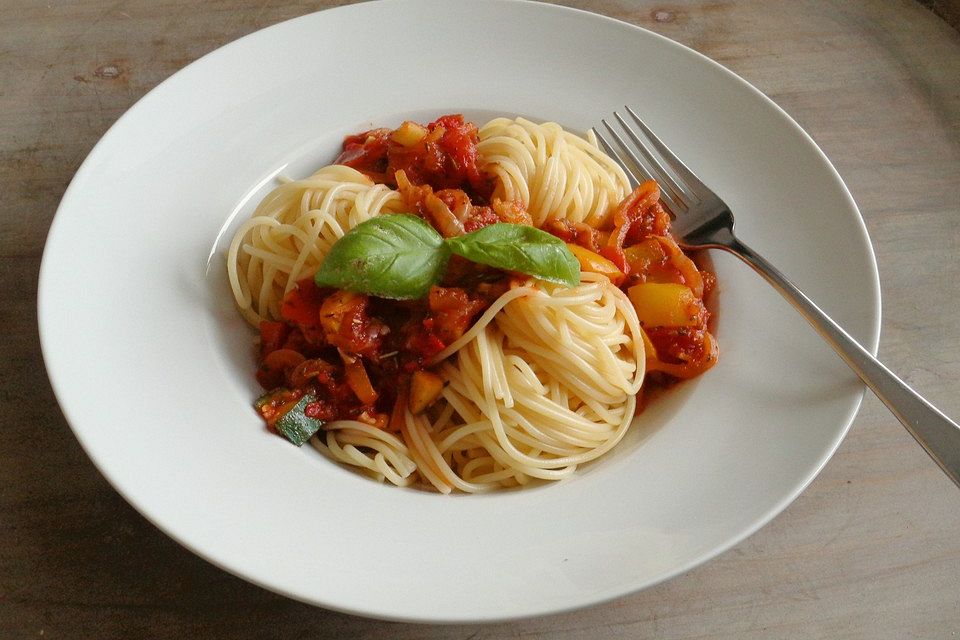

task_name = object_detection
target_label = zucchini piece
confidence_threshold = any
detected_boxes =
[274,394,325,446]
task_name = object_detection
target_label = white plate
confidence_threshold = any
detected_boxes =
[38,0,880,623]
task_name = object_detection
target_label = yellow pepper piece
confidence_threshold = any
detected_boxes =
[565,244,625,285]
[628,282,701,327]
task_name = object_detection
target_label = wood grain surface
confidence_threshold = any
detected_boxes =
[2,1,959,638]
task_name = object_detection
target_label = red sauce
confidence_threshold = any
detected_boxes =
[257,278,498,429]
[335,114,493,200]
[255,114,718,431]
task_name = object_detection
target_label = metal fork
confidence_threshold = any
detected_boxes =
[594,106,960,488]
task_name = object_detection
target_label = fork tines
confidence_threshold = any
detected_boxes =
[592,106,703,216]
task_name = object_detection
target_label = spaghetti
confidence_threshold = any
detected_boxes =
[227,164,404,325]
[227,114,717,493]
[477,117,631,228]
[312,275,643,493]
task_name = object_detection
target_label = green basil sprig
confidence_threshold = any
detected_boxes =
[314,214,449,299]
[314,214,580,299]
[445,223,579,288]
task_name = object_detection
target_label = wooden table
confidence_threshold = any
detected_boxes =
[3,1,959,637]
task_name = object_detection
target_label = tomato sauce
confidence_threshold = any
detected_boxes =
[256,114,717,433]
[256,278,498,430]
[335,114,493,200]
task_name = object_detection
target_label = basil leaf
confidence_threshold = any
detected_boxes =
[314,214,448,299]
[445,223,580,287]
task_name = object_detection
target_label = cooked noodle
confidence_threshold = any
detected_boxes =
[310,421,418,487]
[227,165,404,325]
[477,117,631,228]
[228,115,711,493]
[311,273,645,493]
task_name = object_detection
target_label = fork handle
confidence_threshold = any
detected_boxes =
[716,231,960,488]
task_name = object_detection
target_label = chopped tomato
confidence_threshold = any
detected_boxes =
[258,321,288,357]
[280,279,324,325]
[428,286,488,344]
[304,399,337,421]
[337,114,490,199]
[287,357,336,389]
[319,290,388,358]
[401,317,448,371]
[431,114,486,194]
[334,128,390,179]
[279,279,327,346]
[389,115,486,193]
[280,327,310,354]
[256,349,305,389]
[463,206,499,232]
[645,326,710,366]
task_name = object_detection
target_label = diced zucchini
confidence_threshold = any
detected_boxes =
[274,394,325,446]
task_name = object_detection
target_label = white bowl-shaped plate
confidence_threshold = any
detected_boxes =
[39,0,880,623]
